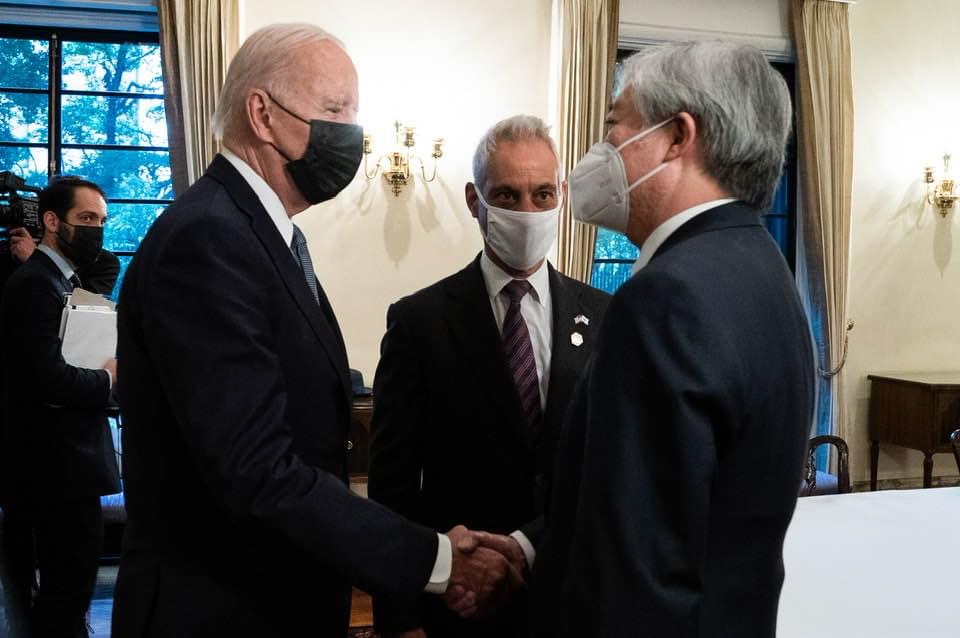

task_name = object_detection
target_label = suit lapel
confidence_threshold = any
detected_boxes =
[443,258,528,443]
[205,156,352,404]
[542,266,593,443]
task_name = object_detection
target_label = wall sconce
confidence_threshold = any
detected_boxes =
[363,121,443,196]
[924,153,959,218]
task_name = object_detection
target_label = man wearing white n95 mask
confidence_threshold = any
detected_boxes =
[530,41,815,638]
[369,115,610,638]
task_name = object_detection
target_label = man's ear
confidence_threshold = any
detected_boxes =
[42,211,60,236]
[245,89,277,145]
[663,112,697,162]
[465,182,480,220]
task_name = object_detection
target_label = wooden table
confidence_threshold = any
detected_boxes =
[867,372,960,489]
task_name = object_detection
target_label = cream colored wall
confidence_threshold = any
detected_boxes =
[240,0,554,381]
[846,0,960,483]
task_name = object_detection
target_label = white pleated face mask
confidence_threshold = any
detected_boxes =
[474,186,561,271]
[568,117,675,233]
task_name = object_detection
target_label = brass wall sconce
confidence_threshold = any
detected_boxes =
[363,121,443,196]
[924,154,959,218]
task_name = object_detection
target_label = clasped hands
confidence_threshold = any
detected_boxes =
[441,525,528,619]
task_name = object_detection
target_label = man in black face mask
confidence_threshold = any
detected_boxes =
[0,175,120,637]
[112,23,518,638]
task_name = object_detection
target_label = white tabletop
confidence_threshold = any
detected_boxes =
[778,487,960,638]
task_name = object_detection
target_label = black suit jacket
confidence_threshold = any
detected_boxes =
[368,256,609,636]
[0,250,119,502]
[530,203,815,638]
[111,155,438,637]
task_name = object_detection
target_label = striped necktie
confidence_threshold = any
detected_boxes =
[501,279,541,427]
[290,225,319,303]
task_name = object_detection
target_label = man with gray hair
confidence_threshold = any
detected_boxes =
[530,41,815,637]
[111,23,519,637]
[368,114,609,637]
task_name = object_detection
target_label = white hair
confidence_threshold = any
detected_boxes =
[211,23,344,140]
[472,115,559,191]
[621,40,792,210]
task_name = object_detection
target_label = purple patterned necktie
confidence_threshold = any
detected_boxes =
[501,279,541,426]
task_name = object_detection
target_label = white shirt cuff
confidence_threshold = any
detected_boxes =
[510,530,536,569]
[424,532,451,594]
[103,368,113,390]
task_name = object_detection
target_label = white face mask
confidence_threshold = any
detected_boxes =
[474,186,561,271]
[568,117,675,233]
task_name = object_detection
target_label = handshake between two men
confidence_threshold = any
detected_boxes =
[440,526,528,620]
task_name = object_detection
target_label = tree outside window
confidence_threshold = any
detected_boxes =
[0,29,173,299]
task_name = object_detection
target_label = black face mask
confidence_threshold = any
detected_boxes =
[267,93,363,205]
[57,221,103,267]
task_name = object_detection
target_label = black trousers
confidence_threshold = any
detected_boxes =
[1,497,103,638]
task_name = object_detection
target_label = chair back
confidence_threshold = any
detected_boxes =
[950,428,960,475]
[800,435,850,496]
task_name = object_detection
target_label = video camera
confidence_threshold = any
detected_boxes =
[0,171,43,241]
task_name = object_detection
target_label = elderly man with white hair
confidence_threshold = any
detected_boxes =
[368,114,610,638]
[111,23,518,637]
[530,40,816,637]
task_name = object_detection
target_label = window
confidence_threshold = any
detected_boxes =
[0,25,172,299]
[590,50,798,294]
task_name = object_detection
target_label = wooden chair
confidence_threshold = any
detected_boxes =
[800,435,850,496]
[950,428,960,474]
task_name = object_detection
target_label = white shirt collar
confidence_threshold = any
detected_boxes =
[480,251,550,307]
[221,148,295,247]
[37,244,76,281]
[632,198,737,273]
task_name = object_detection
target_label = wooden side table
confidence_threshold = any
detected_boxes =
[867,372,960,489]
[348,396,373,476]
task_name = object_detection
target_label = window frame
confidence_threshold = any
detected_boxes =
[0,24,173,266]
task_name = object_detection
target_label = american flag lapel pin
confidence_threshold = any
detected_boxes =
[574,314,589,326]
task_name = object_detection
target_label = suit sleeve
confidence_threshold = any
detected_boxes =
[138,216,438,598]
[544,274,728,635]
[8,275,110,408]
[368,302,429,633]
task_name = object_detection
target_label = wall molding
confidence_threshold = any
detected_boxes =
[619,20,793,62]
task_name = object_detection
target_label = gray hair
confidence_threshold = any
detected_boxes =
[211,23,344,140]
[472,115,559,191]
[621,40,792,210]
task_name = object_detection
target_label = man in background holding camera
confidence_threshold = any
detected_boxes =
[0,176,120,637]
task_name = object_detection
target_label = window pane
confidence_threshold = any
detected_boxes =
[0,38,49,90]
[0,91,48,143]
[594,227,639,260]
[62,95,168,146]
[107,254,133,302]
[762,214,789,256]
[0,146,48,188]
[590,261,634,293]
[769,171,790,215]
[61,149,173,200]
[61,42,163,94]
[104,203,165,252]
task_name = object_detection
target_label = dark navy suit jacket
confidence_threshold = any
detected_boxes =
[112,155,438,637]
[531,202,815,638]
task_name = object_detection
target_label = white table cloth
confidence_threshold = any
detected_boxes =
[778,487,960,638]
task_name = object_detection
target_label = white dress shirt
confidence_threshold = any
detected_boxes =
[221,148,295,246]
[631,198,737,274]
[221,149,454,593]
[479,251,553,411]
[37,243,77,281]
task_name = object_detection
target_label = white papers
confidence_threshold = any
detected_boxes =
[59,288,117,368]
